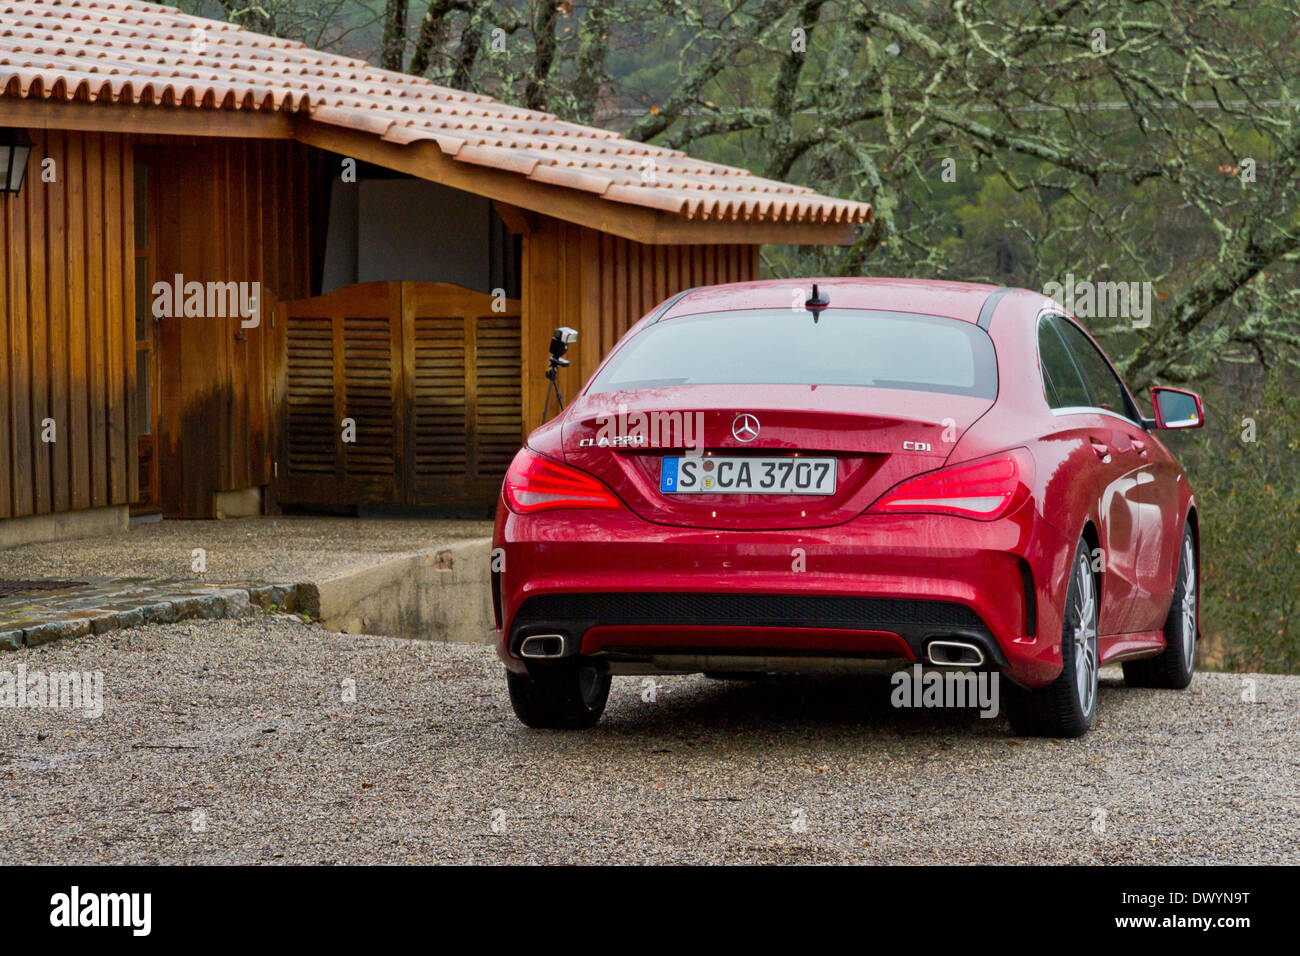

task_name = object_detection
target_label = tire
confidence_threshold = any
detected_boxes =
[505,663,611,729]
[1123,524,1197,690]
[1006,539,1099,738]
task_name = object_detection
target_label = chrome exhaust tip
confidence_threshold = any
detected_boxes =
[925,640,986,667]
[519,633,568,659]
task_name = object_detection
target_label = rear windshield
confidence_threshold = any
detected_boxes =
[589,308,997,398]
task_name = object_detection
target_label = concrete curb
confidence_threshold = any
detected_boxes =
[316,537,495,644]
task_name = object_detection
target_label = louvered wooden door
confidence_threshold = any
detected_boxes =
[403,283,522,506]
[277,282,521,509]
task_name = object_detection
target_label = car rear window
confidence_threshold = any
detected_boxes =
[588,308,997,398]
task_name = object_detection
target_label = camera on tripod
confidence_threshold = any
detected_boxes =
[543,326,578,420]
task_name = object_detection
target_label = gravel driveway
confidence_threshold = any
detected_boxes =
[2,617,1296,864]
[0,516,493,583]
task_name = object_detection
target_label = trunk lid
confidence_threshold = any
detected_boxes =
[560,384,993,529]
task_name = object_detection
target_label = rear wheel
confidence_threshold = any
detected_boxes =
[506,663,611,729]
[1122,525,1197,689]
[1006,539,1098,738]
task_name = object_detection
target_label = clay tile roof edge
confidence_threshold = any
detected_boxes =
[0,0,872,227]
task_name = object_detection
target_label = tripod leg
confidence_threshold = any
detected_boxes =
[542,376,564,420]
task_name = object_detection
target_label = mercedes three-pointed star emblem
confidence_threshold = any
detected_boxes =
[731,413,760,443]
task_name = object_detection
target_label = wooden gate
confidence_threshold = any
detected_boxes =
[276,281,522,509]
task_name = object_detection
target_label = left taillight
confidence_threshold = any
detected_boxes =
[502,449,622,515]
[869,449,1033,520]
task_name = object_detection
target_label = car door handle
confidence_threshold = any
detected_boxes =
[1090,439,1110,461]
[1130,439,1147,456]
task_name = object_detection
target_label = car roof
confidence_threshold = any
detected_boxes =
[658,277,1004,324]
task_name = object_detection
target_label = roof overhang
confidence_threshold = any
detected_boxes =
[0,97,865,246]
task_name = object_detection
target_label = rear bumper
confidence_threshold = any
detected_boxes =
[494,501,1073,688]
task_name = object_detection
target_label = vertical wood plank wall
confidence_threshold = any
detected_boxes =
[0,131,320,522]
[521,217,760,430]
[2,134,760,523]
[0,129,134,521]
[138,136,320,517]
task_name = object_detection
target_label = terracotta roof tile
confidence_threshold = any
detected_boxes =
[0,0,872,226]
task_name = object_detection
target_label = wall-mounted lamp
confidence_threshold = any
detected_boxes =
[0,128,33,195]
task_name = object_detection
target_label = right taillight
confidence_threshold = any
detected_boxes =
[869,450,1033,520]
[503,449,623,514]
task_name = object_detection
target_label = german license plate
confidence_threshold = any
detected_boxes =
[660,456,837,495]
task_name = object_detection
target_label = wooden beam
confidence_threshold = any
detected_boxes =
[0,99,296,140]
[294,120,861,246]
[492,200,537,235]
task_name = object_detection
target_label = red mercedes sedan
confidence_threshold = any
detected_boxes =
[492,278,1203,737]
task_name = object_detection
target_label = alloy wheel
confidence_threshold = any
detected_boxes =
[1073,552,1099,717]
[1181,536,1197,665]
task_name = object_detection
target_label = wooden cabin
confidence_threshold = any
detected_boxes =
[0,0,870,545]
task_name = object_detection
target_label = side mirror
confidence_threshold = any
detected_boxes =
[1150,386,1203,429]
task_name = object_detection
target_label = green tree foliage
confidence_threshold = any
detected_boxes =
[1171,367,1300,673]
